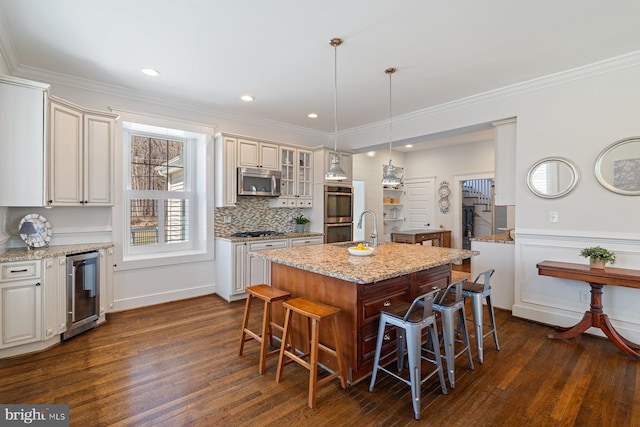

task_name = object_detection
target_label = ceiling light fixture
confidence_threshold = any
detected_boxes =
[141,68,159,77]
[308,113,318,118]
[381,67,401,186]
[241,95,254,102]
[325,37,348,181]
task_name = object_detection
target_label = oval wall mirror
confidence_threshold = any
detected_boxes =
[527,157,580,199]
[595,136,640,195]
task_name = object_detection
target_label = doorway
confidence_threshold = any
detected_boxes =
[452,173,493,249]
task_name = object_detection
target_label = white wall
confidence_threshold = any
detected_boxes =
[360,60,640,342]
[0,51,9,249]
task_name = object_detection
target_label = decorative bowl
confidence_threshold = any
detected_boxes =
[348,246,375,256]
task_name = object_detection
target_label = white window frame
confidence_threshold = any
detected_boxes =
[119,119,211,265]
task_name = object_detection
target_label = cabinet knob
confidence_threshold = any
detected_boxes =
[383,334,391,341]
[383,301,391,307]
[35,282,41,287]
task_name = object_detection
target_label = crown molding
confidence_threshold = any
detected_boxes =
[12,64,331,144]
[342,50,640,140]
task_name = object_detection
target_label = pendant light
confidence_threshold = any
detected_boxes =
[381,67,401,186]
[325,37,348,181]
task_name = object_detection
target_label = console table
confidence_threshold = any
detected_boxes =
[391,229,451,247]
[537,260,640,359]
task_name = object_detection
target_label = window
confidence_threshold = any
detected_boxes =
[123,122,207,258]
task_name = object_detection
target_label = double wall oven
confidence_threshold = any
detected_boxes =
[324,185,353,243]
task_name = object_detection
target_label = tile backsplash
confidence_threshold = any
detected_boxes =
[214,197,307,236]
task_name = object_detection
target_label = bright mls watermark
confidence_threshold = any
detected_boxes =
[0,405,69,426]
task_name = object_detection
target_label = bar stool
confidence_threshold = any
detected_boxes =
[239,284,291,374]
[432,278,474,389]
[369,287,447,420]
[462,269,500,363]
[275,297,347,408]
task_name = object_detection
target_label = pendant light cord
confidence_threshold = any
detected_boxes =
[388,69,392,159]
[334,41,339,152]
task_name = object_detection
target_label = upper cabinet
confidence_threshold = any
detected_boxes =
[0,75,49,207]
[238,138,279,170]
[214,134,238,207]
[270,146,313,208]
[48,96,117,206]
[493,118,517,206]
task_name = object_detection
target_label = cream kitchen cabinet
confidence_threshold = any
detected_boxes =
[0,75,49,207]
[48,96,118,206]
[214,134,238,207]
[0,261,42,349]
[270,146,313,208]
[289,236,324,247]
[238,138,279,170]
[98,247,114,322]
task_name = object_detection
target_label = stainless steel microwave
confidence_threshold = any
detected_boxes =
[237,167,281,197]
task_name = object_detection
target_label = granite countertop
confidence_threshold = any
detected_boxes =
[216,232,324,243]
[470,233,515,244]
[252,242,477,284]
[0,243,114,262]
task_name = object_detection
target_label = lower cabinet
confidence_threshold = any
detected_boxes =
[0,261,42,349]
[215,236,323,302]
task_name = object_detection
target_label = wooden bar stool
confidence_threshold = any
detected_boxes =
[239,284,291,374]
[275,297,347,408]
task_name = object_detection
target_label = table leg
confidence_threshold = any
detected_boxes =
[548,282,640,359]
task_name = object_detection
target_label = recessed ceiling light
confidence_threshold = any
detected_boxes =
[241,95,254,102]
[308,113,318,118]
[405,144,413,148]
[141,68,160,77]
[366,151,376,157]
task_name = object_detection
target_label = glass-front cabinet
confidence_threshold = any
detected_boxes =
[270,146,313,207]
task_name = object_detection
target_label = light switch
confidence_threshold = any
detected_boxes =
[548,211,559,223]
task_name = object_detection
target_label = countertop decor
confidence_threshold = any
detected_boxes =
[252,242,476,284]
[0,243,114,262]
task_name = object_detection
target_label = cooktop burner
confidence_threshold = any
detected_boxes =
[232,230,285,238]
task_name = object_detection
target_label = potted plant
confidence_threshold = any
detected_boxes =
[294,214,310,233]
[579,246,616,269]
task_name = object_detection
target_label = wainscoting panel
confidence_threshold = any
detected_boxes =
[513,230,640,343]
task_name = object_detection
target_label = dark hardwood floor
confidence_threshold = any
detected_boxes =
[1,294,639,426]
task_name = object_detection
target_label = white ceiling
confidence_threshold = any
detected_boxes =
[1,0,640,138]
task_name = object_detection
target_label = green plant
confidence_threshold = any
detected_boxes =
[579,246,616,264]
[294,214,310,225]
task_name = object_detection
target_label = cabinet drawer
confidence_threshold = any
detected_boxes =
[361,287,410,323]
[248,240,287,251]
[1,261,41,282]
[360,322,399,365]
[290,236,324,247]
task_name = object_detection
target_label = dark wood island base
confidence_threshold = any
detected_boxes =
[270,262,451,384]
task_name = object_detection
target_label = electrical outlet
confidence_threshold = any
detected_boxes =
[548,211,559,223]
[580,290,589,304]
[223,215,232,224]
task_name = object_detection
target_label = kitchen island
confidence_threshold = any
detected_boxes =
[252,242,476,383]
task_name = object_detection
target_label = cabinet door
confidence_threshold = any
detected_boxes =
[259,143,279,170]
[42,259,58,340]
[84,113,115,205]
[297,149,313,198]
[49,100,84,205]
[0,78,47,207]
[238,139,259,168]
[99,248,115,319]
[280,147,296,197]
[56,257,67,334]
[0,279,42,348]
[233,243,247,294]
[247,240,287,286]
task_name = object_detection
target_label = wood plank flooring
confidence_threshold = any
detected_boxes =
[1,294,639,426]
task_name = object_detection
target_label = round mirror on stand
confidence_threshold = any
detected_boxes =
[595,136,640,196]
[526,157,580,199]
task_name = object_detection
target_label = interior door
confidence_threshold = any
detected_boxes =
[404,178,435,229]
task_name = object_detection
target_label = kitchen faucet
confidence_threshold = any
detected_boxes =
[357,209,378,247]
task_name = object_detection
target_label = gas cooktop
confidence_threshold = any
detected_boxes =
[231,230,285,238]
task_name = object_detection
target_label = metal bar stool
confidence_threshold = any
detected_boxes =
[275,297,347,408]
[369,287,447,420]
[462,269,500,363]
[433,278,474,389]
[239,284,291,374]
